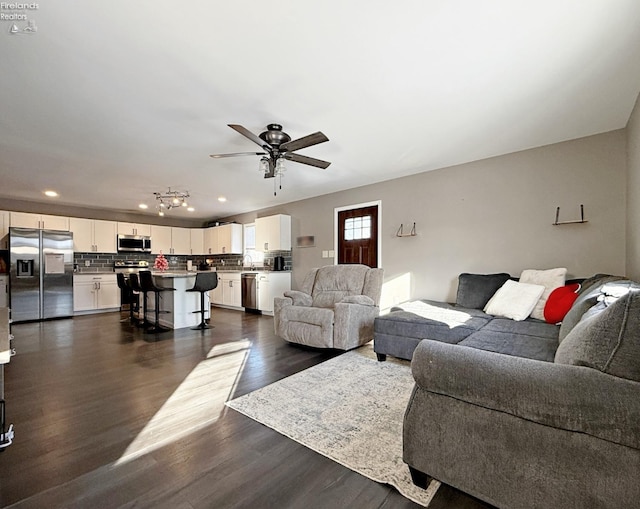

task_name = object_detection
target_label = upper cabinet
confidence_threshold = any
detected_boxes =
[10,212,70,231]
[150,226,191,255]
[203,223,243,255]
[171,227,192,256]
[150,225,172,254]
[117,222,151,236]
[190,228,204,256]
[255,214,291,251]
[217,224,243,254]
[69,218,117,253]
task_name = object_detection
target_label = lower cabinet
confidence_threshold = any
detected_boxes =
[258,272,291,315]
[73,274,120,313]
[210,272,242,309]
[209,271,290,313]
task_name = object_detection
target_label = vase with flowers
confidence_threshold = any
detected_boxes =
[154,251,169,272]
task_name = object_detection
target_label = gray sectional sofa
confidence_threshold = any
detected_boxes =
[380,274,640,508]
[374,272,563,362]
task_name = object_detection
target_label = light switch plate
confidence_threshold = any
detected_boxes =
[322,250,328,258]
[84,260,90,267]
[328,250,335,258]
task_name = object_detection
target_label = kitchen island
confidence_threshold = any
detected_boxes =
[146,272,210,330]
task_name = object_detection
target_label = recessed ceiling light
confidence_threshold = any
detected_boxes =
[187,207,195,212]
[139,204,148,209]
[44,190,58,197]
[218,196,227,202]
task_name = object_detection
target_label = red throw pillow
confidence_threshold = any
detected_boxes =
[543,283,581,324]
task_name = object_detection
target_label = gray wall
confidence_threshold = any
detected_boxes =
[627,92,640,280]
[224,130,627,305]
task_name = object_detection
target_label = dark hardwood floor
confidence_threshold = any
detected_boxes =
[0,309,493,509]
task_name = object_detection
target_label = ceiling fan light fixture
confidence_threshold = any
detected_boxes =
[258,157,269,173]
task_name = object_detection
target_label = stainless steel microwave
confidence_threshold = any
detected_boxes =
[117,234,151,253]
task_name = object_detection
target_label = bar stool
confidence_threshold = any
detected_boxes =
[138,270,175,334]
[128,273,146,328]
[116,272,133,322]
[186,272,218,330]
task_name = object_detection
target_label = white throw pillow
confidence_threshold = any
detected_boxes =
[484,280,546,321]
[519,268,567,321]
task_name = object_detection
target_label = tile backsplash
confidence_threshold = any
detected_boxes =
[73,250,292,273]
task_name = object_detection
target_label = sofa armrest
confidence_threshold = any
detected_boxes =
[283,290,313,307]
[333,302,379,350]
[411,340,640,449]
[340,295,375,306]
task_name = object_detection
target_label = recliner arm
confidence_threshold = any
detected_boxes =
[340,295,375,306]
[283,290,313,307]
[411,340,640,449]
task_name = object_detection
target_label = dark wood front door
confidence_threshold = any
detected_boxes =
[337,205,378,267]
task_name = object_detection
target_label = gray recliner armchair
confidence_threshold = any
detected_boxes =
[274,264,384,350]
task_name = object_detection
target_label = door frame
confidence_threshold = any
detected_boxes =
[334,200,382,267]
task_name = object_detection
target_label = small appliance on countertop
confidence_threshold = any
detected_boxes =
[273,256,285,271]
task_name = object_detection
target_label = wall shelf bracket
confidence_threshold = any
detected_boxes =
[553,204,588,225]
[396,222,417,237]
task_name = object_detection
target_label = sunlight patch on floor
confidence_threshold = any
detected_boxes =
[115,338,251,465]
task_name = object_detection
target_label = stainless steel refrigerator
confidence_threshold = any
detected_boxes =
[9,227,74,322]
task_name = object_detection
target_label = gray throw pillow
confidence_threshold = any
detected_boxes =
[558,274,626,342]
[456,273,511,310]
[555,288,640,382]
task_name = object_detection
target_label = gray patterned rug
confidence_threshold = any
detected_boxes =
[225,345,440,506]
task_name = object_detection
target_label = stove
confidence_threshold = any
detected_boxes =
[113,260,149,274]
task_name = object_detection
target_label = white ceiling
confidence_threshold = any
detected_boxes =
[1,1,640,221]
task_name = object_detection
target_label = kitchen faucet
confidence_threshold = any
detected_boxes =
[242,254,254,270]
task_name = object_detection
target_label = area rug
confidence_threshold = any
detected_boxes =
[225,345,440,506]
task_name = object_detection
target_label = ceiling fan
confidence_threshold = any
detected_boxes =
[210,123,331,179]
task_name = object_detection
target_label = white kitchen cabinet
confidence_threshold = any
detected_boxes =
[117,222,151,236]
[211,272,241,308]
[151,225,172,254]
[223,273,242,307]
[203,227,218,256]
[10,212,70,231]
[0,275,8,308]
[203,224,243,255]
[151,226,192,255]
[0,211,8,249]
[171,227,192,255]
[217,224,243,254]
[255,214,291,251]
[210,280,223,305]
[73,274,120,313]
[258,272,291,314]
[69,218,117,253]
[190,228,204,256]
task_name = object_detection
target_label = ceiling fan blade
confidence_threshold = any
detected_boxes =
[284,152,331,169]
[228,124,273,150]
[280,131,329,152]
[209,152,266,159]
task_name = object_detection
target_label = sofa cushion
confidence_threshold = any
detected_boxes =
[376,300,491,343]
[555,287,640,382]
[455,272,511,310]
[558,274,626,341]
[484,280,545,321]
[519,268,567,321]
[459,318,559,361]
